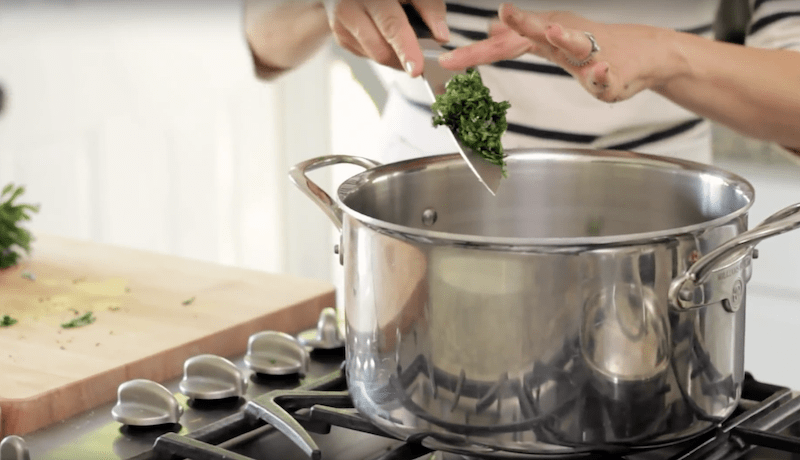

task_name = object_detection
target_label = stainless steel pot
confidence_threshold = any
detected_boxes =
[290,149,800,457]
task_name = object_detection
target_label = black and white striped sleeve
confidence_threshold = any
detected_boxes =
[746,0,800,50]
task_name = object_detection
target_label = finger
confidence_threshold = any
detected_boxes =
[439,29,533,69]
[488,19,511,37]
[585,61,642,104]
[363,0,424,76]
[545,23,594,66]
[592,61,611,88]
[486,19,559,60]
[498,2,549,43]
[410,0,450,42]
[331,21,369,59]
[584,61,611,96]
[338,1,403,69]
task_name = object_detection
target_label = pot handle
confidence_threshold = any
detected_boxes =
[289,155,382,231]
[669,203,800,311]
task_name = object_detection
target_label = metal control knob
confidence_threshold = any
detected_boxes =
[111,379,184,426]
[0,436,30,460]
[179,354,248,400]
[297,307,345,350]
[244,331,309,376]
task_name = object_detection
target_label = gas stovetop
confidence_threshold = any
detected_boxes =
[7,308,800,460]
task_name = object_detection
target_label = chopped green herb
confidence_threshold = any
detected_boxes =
[20,271,35,281]
[61,312,96,329]
[587,217,604,236]
[108,306,121,312]
[1,315,17,327]
[269,359,277,365]
[182,296,195,306]
[0,184,40,269]
[431,69,512,176]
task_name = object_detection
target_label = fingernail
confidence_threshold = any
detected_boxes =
[439,51,454,62]
[436,20,450,41]
[405,60,415,75]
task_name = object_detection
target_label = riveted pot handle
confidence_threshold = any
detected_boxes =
[669,203,800,311]
[289,155,382,231]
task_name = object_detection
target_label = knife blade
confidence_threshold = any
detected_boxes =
[403,5,502,196]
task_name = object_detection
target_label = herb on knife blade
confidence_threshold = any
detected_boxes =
[431,69,511,176]
[0,184,40,269]
[61,312,96,329]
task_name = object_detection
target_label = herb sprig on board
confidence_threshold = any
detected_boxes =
[431,69,512,176]
[61,312,96,329]
[0,184,40,269]
[1,315,17,327]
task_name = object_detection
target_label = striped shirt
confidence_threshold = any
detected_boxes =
[370,0,800,165]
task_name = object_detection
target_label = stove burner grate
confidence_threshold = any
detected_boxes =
[125,370,800,460]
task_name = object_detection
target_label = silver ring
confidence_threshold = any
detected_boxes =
[566,31,600,67]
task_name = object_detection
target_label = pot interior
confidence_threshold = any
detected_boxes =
[338,149,754,242]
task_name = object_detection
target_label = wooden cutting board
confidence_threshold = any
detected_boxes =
[0,234,335,436]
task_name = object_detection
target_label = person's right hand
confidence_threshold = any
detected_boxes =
[323,0,450,77]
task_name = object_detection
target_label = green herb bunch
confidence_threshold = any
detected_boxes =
[431,69,512,176]
[0,184,40,269]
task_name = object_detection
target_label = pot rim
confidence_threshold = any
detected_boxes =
[337,148,756,248]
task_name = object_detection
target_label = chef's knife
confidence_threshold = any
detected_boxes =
[402,4,502,196]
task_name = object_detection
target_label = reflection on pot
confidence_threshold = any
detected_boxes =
[581,283,670,384]
[580,282,672,441]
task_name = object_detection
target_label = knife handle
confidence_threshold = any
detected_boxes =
[402,3,434,39]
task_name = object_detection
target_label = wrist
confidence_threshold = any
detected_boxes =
[650,28,693,91]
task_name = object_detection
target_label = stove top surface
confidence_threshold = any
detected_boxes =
[11,322,800,460]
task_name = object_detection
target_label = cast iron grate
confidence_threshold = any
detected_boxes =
[126,369,800,460]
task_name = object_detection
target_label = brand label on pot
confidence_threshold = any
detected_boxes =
[715,254,751,281]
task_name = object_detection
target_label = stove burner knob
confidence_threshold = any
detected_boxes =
[0,435,30,460]
[244,331,309,376]
[178,354,248,400]
[111,379,183,426]
[297,307,345,350]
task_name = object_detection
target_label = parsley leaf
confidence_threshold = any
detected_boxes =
[61,312,96,329]
[1,315,17,327]
[0,184,40,269]
[431,69,511,176]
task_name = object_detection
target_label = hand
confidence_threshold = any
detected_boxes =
[323,0,450,76]
[439,2,678,103]
[244,1,333,79]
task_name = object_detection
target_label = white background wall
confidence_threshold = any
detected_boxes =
[0,0,356,282]
[2,1,800,389]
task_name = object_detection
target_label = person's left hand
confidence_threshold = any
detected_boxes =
[439,2,679,103]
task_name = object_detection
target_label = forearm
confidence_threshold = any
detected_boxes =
[244,0,331,80]
[655,31,800,152]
